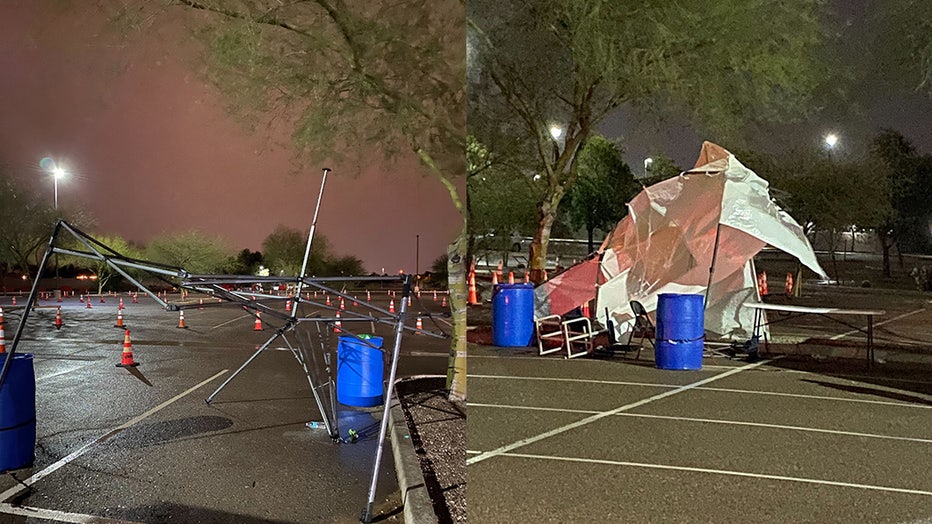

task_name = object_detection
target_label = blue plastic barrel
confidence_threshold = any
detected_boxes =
[655,294,704,370]
[492,283,535,347]
[337,335,384,407]
[0,354,36,472]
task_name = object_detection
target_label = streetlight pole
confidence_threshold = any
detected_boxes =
[50,165,65,279]
[50,166,65,210]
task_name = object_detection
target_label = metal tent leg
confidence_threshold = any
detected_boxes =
[205,328,286,404]
[361,276,411,523]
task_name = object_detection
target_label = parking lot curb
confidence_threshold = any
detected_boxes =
[389,394,438,524]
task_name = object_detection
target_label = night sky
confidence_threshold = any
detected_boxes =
[0,3,463,274]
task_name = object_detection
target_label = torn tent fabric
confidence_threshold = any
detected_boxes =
[534,141,825,339]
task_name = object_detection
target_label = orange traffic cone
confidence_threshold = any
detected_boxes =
[340,297,345,310]
[114,309,125,328]
[0,306,5,325]
[0,324,6,353]
[199,298,204,310]
[119,298,124,310]
[334,311,342,333]
[366,290,371,301]
[491,271,499,286]
[11,297,16,306]
[758,271,769,296]
[326,295,331,307]
[253,311,263,331]
[785,272,794,296]
[116,330,138,367]
[389,299,395,313]
[433,290,437,302]
[441,295,447,308]
[177,310,188,329]
[407,296,412,307]
[285,298,292,312]
[353,296,358,307]
[57,292,63,303]
[55,306,63,330]
[581,301,591,318]
[415,316,424,334]
[508,271,515,284]
[86,297,92,309]
[132,293,138,304]
[525,272,530,283]
[100,295,105,304]
[468,271,478,305]
[79,294,84,303]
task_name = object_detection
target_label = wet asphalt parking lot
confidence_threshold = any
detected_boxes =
[467,343,932,523]
[0,289,450,523]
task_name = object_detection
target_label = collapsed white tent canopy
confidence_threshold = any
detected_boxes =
[535,141,826,339]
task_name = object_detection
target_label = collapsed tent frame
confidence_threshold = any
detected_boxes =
[0,217,445,523]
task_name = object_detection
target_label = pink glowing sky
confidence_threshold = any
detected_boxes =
[0,3,463,274]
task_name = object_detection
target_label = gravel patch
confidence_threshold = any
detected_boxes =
[396,377,466,523]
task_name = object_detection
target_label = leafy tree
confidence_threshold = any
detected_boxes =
[227,248,263,275]
[866,0,932,96]
[564,135,639,252]
[109,0,467,398]
[262,225,330,276]
[869,130,932,275]
[430,254,449,283]
[146,231,234,274]
[328,255,364,277]
[642,154,683,183]
[59,234,143,294]
[0,174,57,280]
[469,0,829,282]
[261,225,363,276]
[467,136,538,265]
[746,147,890,280]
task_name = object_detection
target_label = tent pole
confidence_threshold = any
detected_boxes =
[704,223,723,309]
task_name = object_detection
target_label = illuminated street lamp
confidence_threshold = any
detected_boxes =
[644,157,654,178]
[549,124,564,141]
[40,157,66,210]
[824,133,839,150]
[41,158,66,279]
[51,166,64,210]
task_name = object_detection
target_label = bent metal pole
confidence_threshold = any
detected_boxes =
[0,221,60,388]
[292,167,331,320]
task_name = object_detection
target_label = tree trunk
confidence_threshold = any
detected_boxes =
[529,192,562,284]
[829,229,840,284]
[879,230,893,278]
[445,223,467,401]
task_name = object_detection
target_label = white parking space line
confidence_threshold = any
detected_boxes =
[830,307,925,340]
[466,359,773,465]
[496,452,932,497]
[698,386,932,409]
[470,374,932,409]
[36,364,95,383]
[0,503,143,523]
[469,354,751,369]
[470,374,680,389]
[211,314,251,329]
[0,369,229,503]
[468,402,932,444]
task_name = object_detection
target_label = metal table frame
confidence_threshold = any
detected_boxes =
[744,302,886,368]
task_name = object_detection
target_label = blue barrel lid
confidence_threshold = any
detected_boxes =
[494,283,535,290]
